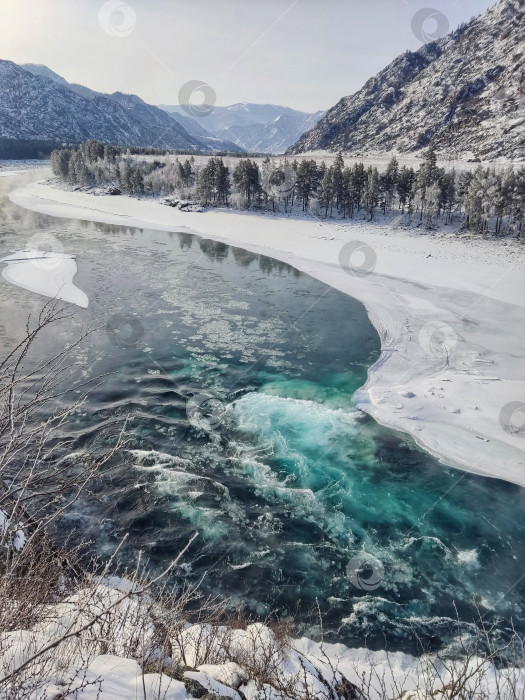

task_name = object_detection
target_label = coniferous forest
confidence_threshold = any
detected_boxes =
[51,140,525,237]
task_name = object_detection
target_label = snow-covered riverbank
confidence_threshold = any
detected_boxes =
[3,575,523,699]
[9,179,525,487]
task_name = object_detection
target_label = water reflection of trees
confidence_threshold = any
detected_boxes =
[195,236,301,277]
[232,247,257,267]
[93,221,142,236]
[0,167,301,279]
[198,239,229,262]
[175,232,193,250]
[258,254,300,277]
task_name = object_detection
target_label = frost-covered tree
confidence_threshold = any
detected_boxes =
[197,157,230,205]
[381,155,399,213]
[397,165,415,213]
[351,162,367,212]
[332,153,345,210]
[233,159,260,207]
[364,166,379,221]
[295,159,318,211]
[48,143,525,238]
[50,148,72,180]
[319,166,334,217]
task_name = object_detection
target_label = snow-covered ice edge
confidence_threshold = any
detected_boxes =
[8,179,525,487]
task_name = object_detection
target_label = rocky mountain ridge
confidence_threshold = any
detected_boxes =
[288,0,525,160]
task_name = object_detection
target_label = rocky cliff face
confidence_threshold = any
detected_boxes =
[288,0,525,160]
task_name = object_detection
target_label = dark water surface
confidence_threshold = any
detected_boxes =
[1,173,525,657]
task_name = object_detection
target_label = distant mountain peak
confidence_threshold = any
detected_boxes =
[10,62,322,155]
[21,63,70,86]
[158,103,325,154]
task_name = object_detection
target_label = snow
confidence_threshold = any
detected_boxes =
[0,639,189,699]
[77,656,189,699]
[196,661,246,688]
[1,584,524,699]
[184,670,241,698]
[10,179,525,488]
[0,510,26,551]
[12,527,25,552]
[0,581,186,698]
[160,622,525,699]
[0,249,89,308]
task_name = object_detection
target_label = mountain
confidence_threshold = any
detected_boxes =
[168,112,245,153]
[4,62,244,153]
[13,64,316,155]
[20,63,70,88]
[22,66,104,100]
[103,90,203,142]
[288,0,525,160]
[159,103,310,131]
[159,103,324,154]
[0,61,206,151]
[213,110,325,154]
[20,64,245,154]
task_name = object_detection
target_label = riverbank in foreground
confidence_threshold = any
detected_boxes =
[9,178,525,488]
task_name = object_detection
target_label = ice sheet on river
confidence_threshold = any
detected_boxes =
[1,249,88,308]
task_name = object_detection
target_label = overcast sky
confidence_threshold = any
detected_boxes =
[2,0,495,113]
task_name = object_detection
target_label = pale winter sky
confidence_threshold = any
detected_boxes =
[2,0,495,113]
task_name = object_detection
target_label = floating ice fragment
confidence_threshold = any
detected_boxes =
[0,249,88,308]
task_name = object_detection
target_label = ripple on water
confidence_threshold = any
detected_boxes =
[1,213,521,657]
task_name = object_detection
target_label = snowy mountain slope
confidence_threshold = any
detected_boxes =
[102,90,206,148]
[22,64,105,100]
[160,103,311,131]
[288,0,525,160]
[21,63,70,87]
[22,64,106,100]
[214,110,325,154]
[1,61,206,151]
[21,63,244,153]
[166,112,246,153]
[160,103,324,154]
[208,103,315,131]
